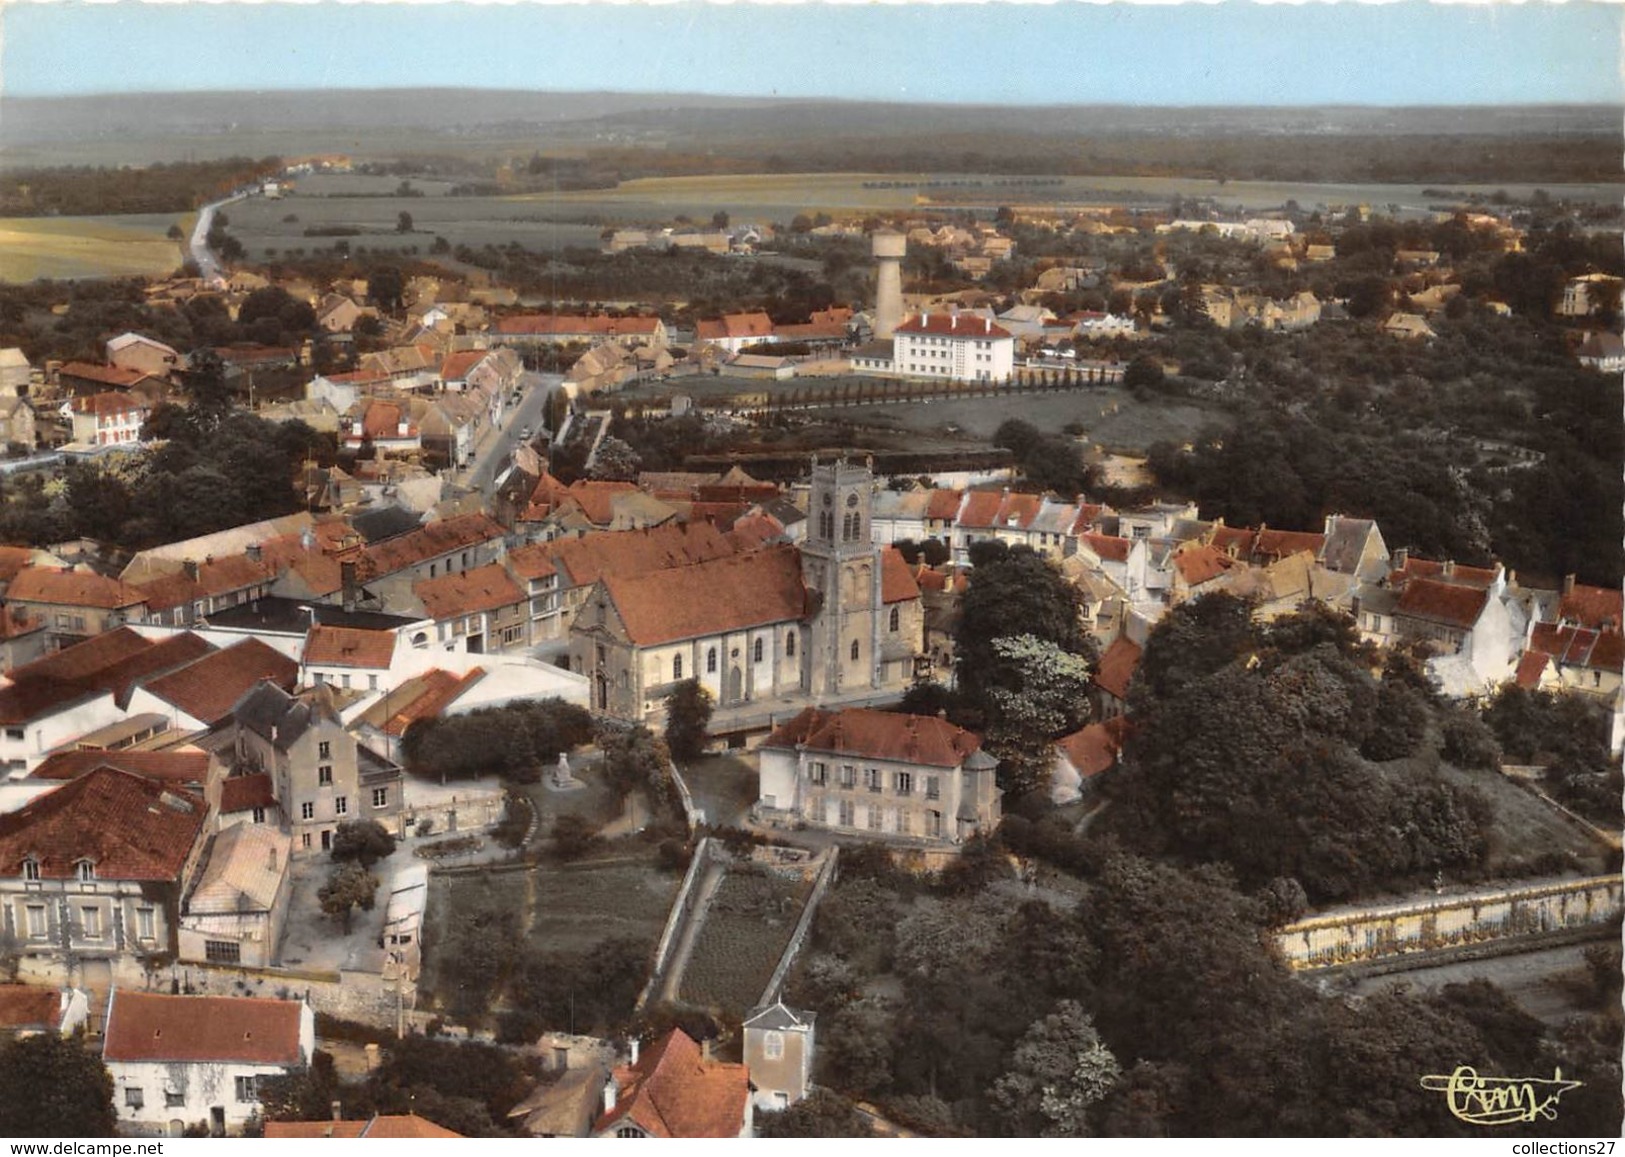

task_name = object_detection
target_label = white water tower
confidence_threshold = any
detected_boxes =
[871,229,906,340]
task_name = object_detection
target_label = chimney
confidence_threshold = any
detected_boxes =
[1563,573,1576,595]
[246,543,262,563]
[628,1037,640,1066]
[267,846,279,872]
[602,1078,617,1115]
[331,1101,342,1122]
[1442,559,1455,578]
[341,561,358,614]
[1392,547,1408,571]
[700,1038,712,1064]
[553,1044,570,1073]
[182,559,200,582]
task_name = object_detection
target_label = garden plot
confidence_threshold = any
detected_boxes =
[678,865,812,1017]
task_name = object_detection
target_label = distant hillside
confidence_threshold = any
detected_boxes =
[2,89,1619,184]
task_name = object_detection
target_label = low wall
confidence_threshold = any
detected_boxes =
[757,847,839,1008]
[635,836,718,1012]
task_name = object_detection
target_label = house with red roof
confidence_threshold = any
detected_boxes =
[0,768,210,985]
[266,1113,462,1138]
[103,991,314,1135]
[6,565,149,650]
[411,562,528,653]
[63,391,150,448]
[757,706,1000,845]
[591,1029,752,1138]
[1051,716,1128,805]
[1093,635,1142,719]
[0,983,90,1038]
[693,311,776,355]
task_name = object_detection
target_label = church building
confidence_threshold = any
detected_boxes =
[568,459,923,729]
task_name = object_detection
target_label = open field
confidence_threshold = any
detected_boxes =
[224,192,605,260]
[0,214,188,281]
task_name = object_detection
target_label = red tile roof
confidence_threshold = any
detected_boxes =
[29,749,210,786]
[103,992,305,1065]
[414,563,524,621]
[880,547,921,604]
[1530,622,1624,672]
[536,522,736,590]
[495,314,662,339]
[1253,528,1326,560]
[7,567,147,610]
[1095,636,1141,701]
[360,400,412,440]
[1209,524,1257,556]
[894,311,1013,339]
[0,984,63,1031]
[995,492,1043,530]
[763,706,983,769]
[0,546,36,585]
[367,668,487,737]
[360,514,505,580]
[141,638,299,725]
[1069,504,1109,536]
[438,350,488,382]
[1055,717,1126,780]
[0,767,205,881]
[304,625,396,669]
[1513,649,1553,690]
[592,1030,749,1139]
[58,363,152,390]
[561,481,639,528]
[0,631,215,724]
[221,772,276,814]
[957,490,1005,530]
[924,489,964,521]
[1080,533,1132,564]
[1172,544,1236,587]
[1390,557,1500,589]
[1395,578,1488,630]
[695,312,773,342]
[600,546,808,646]
[266,1114,462,1139]
[1559,583,1623,631]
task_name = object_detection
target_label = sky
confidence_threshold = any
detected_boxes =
[0,0,1620,106]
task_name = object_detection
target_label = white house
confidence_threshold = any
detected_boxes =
[891,311,1014,383]
[103,991,314,1136]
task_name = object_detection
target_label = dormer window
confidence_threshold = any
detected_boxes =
[22,857,39,882]
[75,859,95,882]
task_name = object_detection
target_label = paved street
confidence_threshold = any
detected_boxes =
[464,370,562,493]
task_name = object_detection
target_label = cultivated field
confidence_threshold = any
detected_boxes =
[526,857,681,954]
[679,865,812,1016]
[0,214,188,281]
[223,192,605,260]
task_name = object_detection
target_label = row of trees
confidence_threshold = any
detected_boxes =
[400,699,594,785]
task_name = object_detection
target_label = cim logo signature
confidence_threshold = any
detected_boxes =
[1419,1066,1582,1126]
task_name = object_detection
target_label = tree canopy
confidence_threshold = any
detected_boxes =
[0,1031,117,1137]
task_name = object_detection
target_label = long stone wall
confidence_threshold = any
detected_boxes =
[634,836,718,1012]
[1276,875,1623,971]
[756,846,838,1008]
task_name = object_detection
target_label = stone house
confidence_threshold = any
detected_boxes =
[742,1002,815,1112]
[756,706,1001,846]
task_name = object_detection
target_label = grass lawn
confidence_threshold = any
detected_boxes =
[679,866,812,1017]
[1433,762,1614,879]
[0,215,188,281]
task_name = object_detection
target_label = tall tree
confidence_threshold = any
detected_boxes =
[318,861,378,934]
[989,1001,1121,1137]
[330,819,397,869]
[663,678,714,762]
[0,1032,117,1137]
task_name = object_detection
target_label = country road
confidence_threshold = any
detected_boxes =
[188,193,244,284]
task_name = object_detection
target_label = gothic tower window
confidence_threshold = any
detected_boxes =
[786,631,796,658]
[707,648,718,674]
[673,654,683,681]
[850,639,860,662]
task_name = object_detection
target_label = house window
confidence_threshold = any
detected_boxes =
[763,1031,784,1060]
[615,1127,643,1138]
[926,776,940,800]
[811,798,827,823]
[318,766,333,786]
[706,648,718,674]
[786,632,796,658]
[896,772,913,795]
[75,860,95,882]
[22,858,39,882]
[341,674,352,690]
[301,802,315,821]
[5,727,23,741]
[25,904,47,939]
[81,906,102,939]
[753,637,764,663]
[301,833,312,850]
[838,800,855,827]
[808,762,827,786]
[335,796,348,816]
[868,805,883,831]
[235,1076,259,1103]
[673,654,683,681]
[369,674,379,690]
[897,810,912,836]
[889,606,900,632]
[928,810,945,838]
[841,765,857,789]
[205,940,241,964]
[850,639,860,662]
[136,908,156,941]
[372,787,389,809]
[251,806,267,825]
[864,768,881,793]
[124,1088,145,1110]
